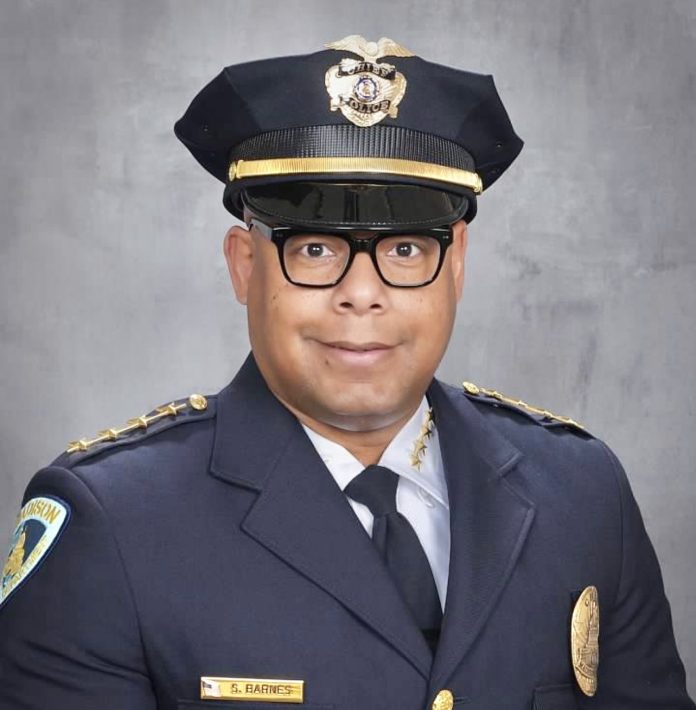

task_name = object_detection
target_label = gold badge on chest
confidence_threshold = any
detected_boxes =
[325,35,414,127]
[571,585,600,696]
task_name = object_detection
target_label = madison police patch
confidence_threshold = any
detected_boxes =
[1,496,70,607]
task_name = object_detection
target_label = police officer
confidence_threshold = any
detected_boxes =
[0,36,693,710]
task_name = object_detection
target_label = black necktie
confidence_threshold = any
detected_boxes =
[345,465,442,649]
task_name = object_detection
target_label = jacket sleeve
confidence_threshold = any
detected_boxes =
[0,465,157,710]
[586,442,695,708]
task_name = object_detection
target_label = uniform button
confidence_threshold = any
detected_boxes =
[432,689,454,710]
[188,393,208,411]
[462,381,480,395]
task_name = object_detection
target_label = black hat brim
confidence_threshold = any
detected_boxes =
[233,180,476,230]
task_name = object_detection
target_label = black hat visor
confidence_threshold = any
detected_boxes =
[238,181,474,231]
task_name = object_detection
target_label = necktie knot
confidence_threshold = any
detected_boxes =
[345,465,399,517]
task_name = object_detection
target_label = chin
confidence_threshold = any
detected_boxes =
[307,390,411,431]
[317,408,406,433]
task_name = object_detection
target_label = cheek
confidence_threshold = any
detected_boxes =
[405,284,456,331]
[397,286,457,364]
[247,250,286,315]
[246,263,322,349]
[245,258,280,349]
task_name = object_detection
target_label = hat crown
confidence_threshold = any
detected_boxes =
[174,38,523,224]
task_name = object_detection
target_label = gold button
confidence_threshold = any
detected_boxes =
[462,381,480,396]
[432,689,454,710]
[189,393,208,411]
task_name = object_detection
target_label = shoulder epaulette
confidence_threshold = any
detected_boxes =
[54,393,214,467]
[461,381,587,434]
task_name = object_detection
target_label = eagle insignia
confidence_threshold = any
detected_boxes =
[325,35,414,127]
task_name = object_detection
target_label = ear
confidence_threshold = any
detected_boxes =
[450,219,469,301]
[223,224,255,305]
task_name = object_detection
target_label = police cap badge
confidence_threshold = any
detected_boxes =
[175,36,523,228]
[324,35,414,127]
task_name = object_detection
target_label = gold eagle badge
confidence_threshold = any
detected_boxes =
[325,35,414,127]
[571,585,600,696]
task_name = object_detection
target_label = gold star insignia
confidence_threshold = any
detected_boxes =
[409,407,434,471]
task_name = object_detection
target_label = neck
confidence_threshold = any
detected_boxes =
[281,401,420,467]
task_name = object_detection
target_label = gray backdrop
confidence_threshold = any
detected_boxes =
[1,0,694,694]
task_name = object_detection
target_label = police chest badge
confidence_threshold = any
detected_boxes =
[571,585,600,696]
[325,35,414,127]
[1,496,70,607]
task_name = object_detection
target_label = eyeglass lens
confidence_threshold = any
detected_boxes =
[282,233,442,287]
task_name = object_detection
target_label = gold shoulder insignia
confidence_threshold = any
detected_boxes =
[66,393,208,454]
[462,381,585,432]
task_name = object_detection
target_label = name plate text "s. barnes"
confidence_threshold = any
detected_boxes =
[200,677,304,703]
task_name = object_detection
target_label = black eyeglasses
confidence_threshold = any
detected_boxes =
[248,217,454,288]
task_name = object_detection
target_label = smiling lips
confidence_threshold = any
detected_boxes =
[319,340,396,366]
[325,341,392,351]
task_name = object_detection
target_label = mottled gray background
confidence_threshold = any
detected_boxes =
[1,0,694,693]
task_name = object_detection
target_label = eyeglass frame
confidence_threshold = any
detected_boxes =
[246,216,455,289]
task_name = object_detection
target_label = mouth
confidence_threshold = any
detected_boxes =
[316,340,396,367]
[323,341,393,352]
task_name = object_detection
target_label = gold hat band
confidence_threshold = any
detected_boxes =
[228,156,483,194]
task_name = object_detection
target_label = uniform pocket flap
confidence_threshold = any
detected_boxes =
[533,684,578,710]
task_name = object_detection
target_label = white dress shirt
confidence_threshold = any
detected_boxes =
[302,398,450,609]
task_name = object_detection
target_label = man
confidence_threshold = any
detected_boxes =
[0,35,693,710]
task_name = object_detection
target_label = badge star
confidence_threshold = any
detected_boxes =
[409,407,434,471]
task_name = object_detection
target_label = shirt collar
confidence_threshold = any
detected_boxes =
[302,397,449,510]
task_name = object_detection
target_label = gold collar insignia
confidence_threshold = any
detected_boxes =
[409,407,434,471]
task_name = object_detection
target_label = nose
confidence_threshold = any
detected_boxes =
[330,252,388,314]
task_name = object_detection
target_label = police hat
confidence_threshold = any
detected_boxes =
[175,36,523,227]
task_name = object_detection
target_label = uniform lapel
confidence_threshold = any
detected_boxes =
[426,380,536,691]
[209,355,433,679]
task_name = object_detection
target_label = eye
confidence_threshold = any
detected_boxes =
[299,242,336,258]
[388,241,423,258]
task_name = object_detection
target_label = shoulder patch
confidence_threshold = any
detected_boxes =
[54,393,214,467]
[462,381,589,435]
[1,496,71,607]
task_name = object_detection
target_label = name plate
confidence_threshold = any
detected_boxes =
[200,677,304,703]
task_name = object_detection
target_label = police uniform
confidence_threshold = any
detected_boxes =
[1,36,693,710]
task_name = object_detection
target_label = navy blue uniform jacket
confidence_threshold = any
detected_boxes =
[0,355,693,709]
